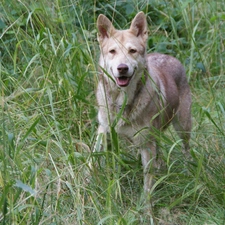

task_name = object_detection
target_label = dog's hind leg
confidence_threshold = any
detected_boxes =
[172,89,192,152]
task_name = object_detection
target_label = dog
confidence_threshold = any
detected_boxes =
[95,12,191,193]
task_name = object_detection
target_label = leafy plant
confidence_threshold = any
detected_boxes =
[1,0,225,224]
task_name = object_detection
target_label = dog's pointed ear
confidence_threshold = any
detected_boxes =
[130,12,148,42]
[97,14,115,43]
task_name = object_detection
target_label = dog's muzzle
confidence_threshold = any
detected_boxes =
[115,64,135,87]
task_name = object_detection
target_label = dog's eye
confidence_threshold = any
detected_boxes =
[109,49,116,54]
[129,49,137,54]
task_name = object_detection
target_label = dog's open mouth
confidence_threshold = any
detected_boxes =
[115,76,132,87]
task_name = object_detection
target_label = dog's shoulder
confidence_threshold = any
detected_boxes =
[147,53,181,69]
[146,53,187,86]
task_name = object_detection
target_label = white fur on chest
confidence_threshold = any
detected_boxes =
[96,74,159,139]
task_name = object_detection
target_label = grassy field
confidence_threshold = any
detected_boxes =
[1,0,225,224]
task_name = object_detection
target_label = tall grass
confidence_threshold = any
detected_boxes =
[1,0,225,224]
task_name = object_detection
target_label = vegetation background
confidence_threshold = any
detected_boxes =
[1,0,225,224]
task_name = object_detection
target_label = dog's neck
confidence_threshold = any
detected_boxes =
[100,69,147,112]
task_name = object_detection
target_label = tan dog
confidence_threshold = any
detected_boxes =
[95,12,191,193]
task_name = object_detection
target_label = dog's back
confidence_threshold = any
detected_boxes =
[146,53,191,148]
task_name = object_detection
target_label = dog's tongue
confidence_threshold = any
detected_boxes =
[116,77,130,87]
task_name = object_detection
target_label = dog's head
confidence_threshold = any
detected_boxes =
[97,12,148,87]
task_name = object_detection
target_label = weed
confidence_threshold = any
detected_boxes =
[1,0,225,224]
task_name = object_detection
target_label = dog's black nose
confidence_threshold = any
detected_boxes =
[117,64,129,74]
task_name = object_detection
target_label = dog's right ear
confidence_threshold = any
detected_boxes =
[97,14,115,43]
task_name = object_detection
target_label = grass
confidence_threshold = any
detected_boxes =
[1,0,225,224]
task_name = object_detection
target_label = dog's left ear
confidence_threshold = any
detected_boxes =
[130,12,148,42]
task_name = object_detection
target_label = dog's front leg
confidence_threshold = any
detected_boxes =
[140,141,157,193]
[94,125,107,152]
[89,125,107,169]
[141,149,154,193]
[140,143,158,220]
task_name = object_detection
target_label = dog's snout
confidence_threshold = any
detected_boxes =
[117,64,129,74]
